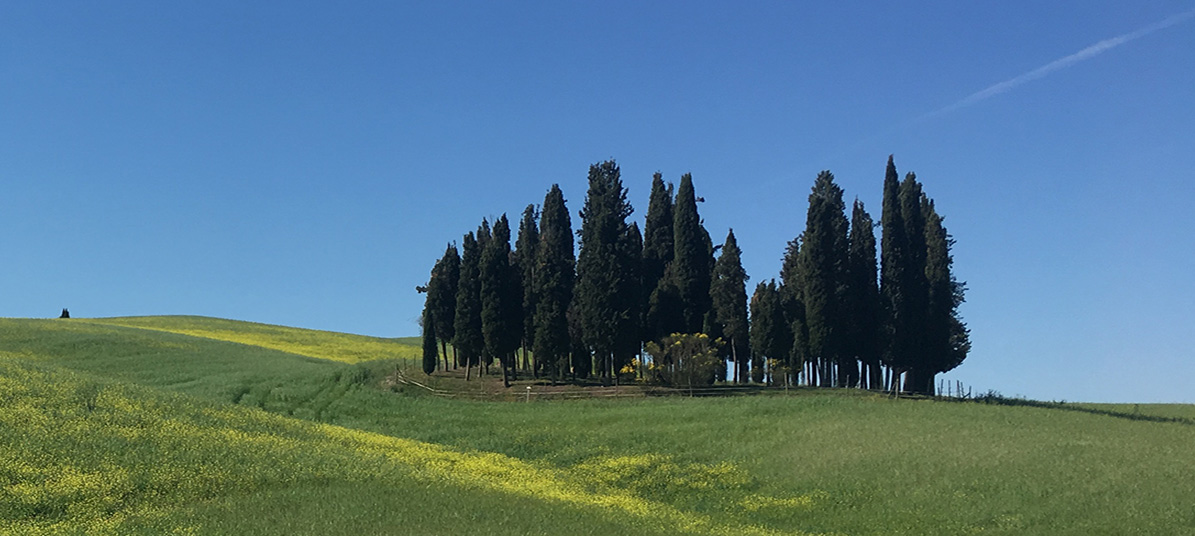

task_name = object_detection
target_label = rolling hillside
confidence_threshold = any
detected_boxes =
[1,317,1192,535]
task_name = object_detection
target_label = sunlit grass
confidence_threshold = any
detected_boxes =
[80,316,418,364]
[1,316,1193,534]
[0,359,820,535]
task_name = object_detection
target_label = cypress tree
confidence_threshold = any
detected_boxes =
[567,299,589,379]
[474,220,493,372]
[421,305,438,375]
[575,160,635,384]
[923,198,971,386]
[801,171,850,387]
[427,243,460,371]
[454,231,483,379]
[481,214,521,388]
[749,280,785,384]
[646,266,685,344]
[880,155,908,391]
[779,236,806,384]
[899,173,930,393]
[515,204,540,374]
[533,185,574,383]
[642,173,675,344]
[672,173,713,334]
[614,222,643,378]
[846,200,883,389]
[711,229,750,383]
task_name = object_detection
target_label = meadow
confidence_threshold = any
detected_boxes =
[1,317,1192,535]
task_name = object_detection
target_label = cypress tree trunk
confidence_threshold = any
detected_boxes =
[440,341,449,372]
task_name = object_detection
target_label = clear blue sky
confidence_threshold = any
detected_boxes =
[3,2,1193,403]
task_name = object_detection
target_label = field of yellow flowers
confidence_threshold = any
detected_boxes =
[2,317,1193,535]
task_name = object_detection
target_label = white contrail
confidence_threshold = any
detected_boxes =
[921,7,1195,120]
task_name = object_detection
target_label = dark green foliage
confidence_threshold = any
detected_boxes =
[923,198,970,379]
[646,266,685,346]
[801,171,850,387]
[427,243,460,370]
[898,173,931,393]
[641,173,675,344]
[749,281,784,384]
[567,300,590,379]
[880,155,908,385]
[575,160,635,383]
[481,215,521,386]
[532,185,574,381]
[778,236,805,381]
[515,204,540,372]
[846,200,883,389]
[614,222,643,376]
[672,173,713,334]
[453,232,484,371]
[421,306,438,375]
[711,229,749,383]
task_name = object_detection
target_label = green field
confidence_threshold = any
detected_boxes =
[1,317,1192,535]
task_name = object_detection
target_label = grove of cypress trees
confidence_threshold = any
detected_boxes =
[711,229,749,383]
[454,231,483,379]
[575,160,635,384]
[481,215,521,388]
[801,171,850,387]
[846,200,883,389]
[515,204,539,374]
[533,184,574,382]
[672,173,713,334]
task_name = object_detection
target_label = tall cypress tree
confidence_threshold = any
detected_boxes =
[672,173,712,334]
[575,160,635,384]
[642,173,675,344]
[481,214,521,388]
[427,243,460,371]
[533,184,574,382]
[421,305,438,375]
[899,173,930,393]
[614,222,643,378]
[749,280,786,384]
[846,200,883,389]
[801,171,850,387]
[711,229,750,383]
[454,231,483,379]
[880,155,908,391]
[515,204,540,374]
[474,220,493,372]
[922,197,970,386]
[779,236,806,384]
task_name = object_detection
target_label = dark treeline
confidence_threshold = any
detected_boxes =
[421,156,970,394]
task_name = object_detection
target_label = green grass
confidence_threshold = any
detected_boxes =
[2,316,1193,535]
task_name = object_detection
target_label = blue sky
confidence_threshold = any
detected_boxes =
[3,2,1192,403]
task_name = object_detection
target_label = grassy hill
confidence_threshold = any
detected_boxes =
[1,316,1193,535]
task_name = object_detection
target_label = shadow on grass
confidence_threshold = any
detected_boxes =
[968,393,1195,426]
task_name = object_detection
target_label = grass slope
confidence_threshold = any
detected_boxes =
[2,317,1193,535]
